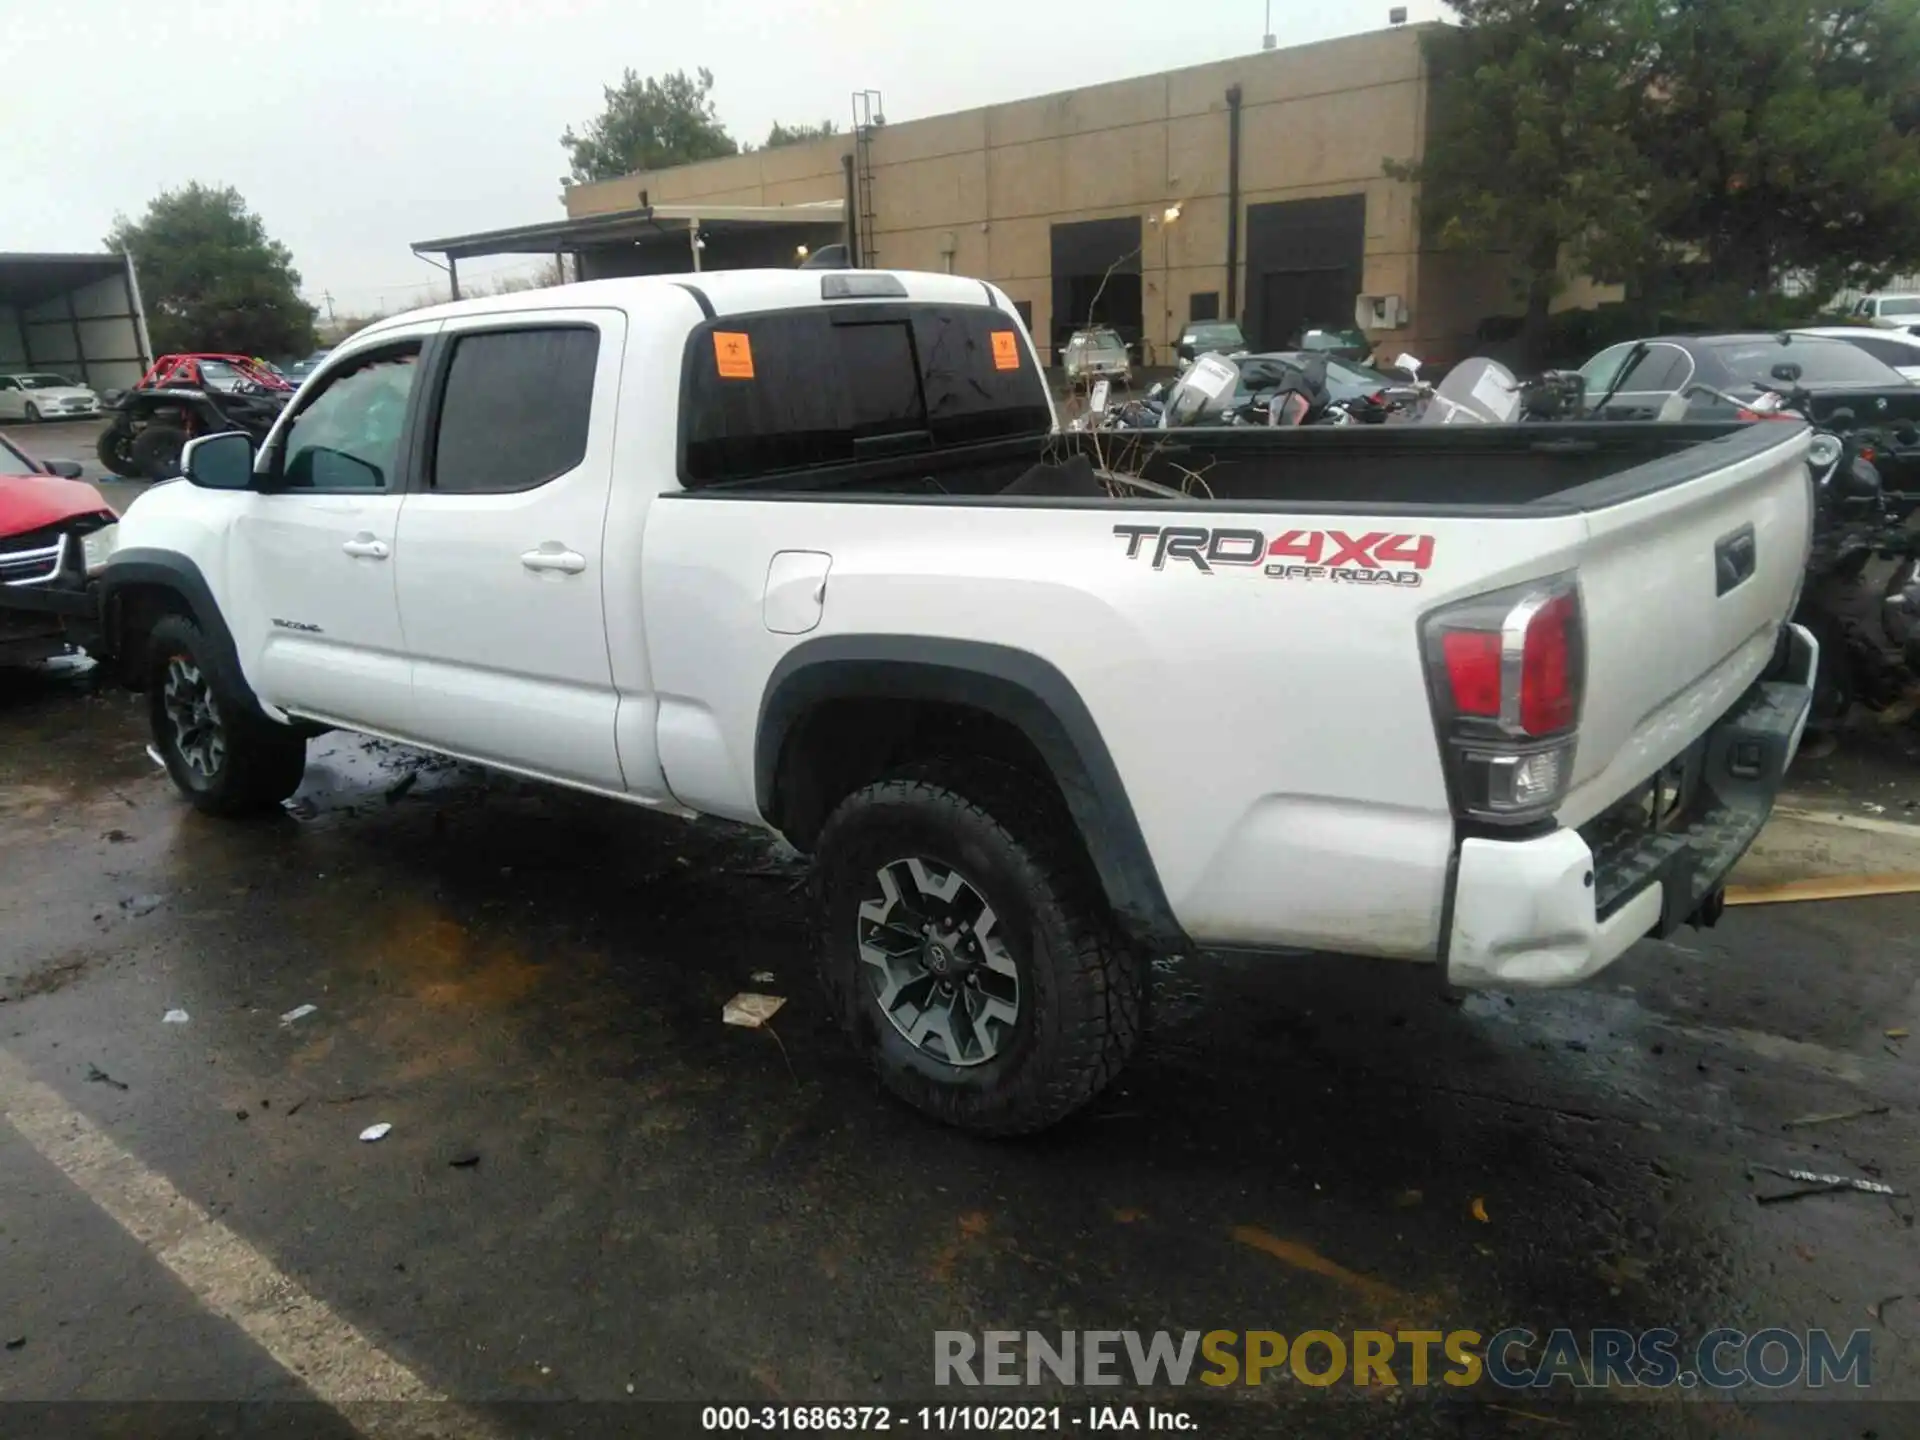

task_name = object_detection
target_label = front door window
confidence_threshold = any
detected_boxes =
[279,349,420,490]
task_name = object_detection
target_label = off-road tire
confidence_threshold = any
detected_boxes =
[96,424,139,477]
[811,762,1145,1135]
[130,424,187,481]
[22,402,40,423]
[147,614,306,817]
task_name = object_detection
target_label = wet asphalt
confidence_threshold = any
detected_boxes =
[1,665,1916,1440]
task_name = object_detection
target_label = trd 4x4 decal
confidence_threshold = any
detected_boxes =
[1113,525,1434,587]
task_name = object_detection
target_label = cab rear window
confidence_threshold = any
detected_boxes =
[681,304,1051,485]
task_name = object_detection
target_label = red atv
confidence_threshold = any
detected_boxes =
[96,353,294,481]
[0,431,115,666]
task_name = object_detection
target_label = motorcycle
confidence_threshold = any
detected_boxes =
[1694,379,1920,733]
[1158,352,1421,429]
[1793,415,1920,732]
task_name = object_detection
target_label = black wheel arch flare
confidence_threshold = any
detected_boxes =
[756,635,1185,949]
[98,548,262,716]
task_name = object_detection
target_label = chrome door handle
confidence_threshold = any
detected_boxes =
[341,536,389,559]
[521,547,586,575]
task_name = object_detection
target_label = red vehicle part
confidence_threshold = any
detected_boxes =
[0,468,115,665]
[135,353,294,393]
[0,472,115,539]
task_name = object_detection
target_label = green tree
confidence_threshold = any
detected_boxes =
[561,67,738,182]
[1636,0,1920,309]
[763,118,838,149]
[106,184,316,357]
[1390,1,1662,363]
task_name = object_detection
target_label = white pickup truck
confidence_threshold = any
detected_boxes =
[96,269,1818,1134]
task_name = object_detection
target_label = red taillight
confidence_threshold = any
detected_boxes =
[1443,631,1502,716]
[1519,592,1578,735]
[1422,577,1584,825]
[1736,408,1800,422]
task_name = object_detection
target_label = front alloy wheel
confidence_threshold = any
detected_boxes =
[857,857,1021,1067]
[161,654,226,780]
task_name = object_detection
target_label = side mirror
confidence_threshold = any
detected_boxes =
[1393,354,1422,378]
[182,431,256,490]
[42,459,84,479]
[1771,362,1804,384]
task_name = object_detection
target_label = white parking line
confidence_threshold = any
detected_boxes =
[0,1047,496,1438]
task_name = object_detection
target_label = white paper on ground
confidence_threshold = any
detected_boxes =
[723,993,787,1028]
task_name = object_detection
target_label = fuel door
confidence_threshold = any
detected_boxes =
[763,550,832,635]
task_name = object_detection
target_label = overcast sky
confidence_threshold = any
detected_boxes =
[8,0,1446,318]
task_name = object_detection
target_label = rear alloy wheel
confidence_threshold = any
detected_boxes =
[812,764,1144,1135]
[857,857,1022,1067]
[130,424,188,481]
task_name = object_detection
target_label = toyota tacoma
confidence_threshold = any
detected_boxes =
[95,269,1817,1134]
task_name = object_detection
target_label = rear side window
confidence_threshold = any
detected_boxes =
[1616,345,1690,394]
[1839,334,1917,368]
[431,327,599,494]
[1708,337,1904,387]
[682,305,1051,485]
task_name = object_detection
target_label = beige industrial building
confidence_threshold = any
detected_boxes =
[418,24,1602,365]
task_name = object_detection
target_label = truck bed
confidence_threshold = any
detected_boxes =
[692,420,1789,516]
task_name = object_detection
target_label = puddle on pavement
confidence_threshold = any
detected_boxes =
[1,667,1916,1409]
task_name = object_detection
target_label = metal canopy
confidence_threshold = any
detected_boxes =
[412,201,846,262]
[0,252,129,308]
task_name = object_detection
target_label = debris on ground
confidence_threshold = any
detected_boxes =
[84,1064,128,1091]
[723,993,786,1028]
[119,894,164,918]
[359,1123,392,1142]
[384,771,418,804]
[4,1337,22,1351]
[1727,872,1920,906]
[1869,1295,1906,1325]
[161,1009,190,1025]
[448,1150,481,1168]
[280,1003,317,1026]
[235,1110,249,1122]
[750,970,777,985]
[144,744,165,770]
[1782,1105,1890,1129]
[102,830,131,843]
[1889,1028,1910,1040]
[1471,1196,1490,1223]
[1751,1164,1907,1201]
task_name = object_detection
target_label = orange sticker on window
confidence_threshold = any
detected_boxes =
[713,331,755,379]
[990,330,1020,371]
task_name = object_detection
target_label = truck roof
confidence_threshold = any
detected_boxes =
[361,269,1011,338]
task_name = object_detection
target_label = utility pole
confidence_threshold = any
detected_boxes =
[322,290,336,324]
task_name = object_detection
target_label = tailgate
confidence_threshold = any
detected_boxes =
[1559,424,1812,827]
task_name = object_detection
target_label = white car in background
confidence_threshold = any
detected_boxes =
[1795,326,1920,383]
[0,372,101,422]
[1850,293,1920,330]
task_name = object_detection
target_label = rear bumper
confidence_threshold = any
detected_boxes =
[1445,623,1817,988]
